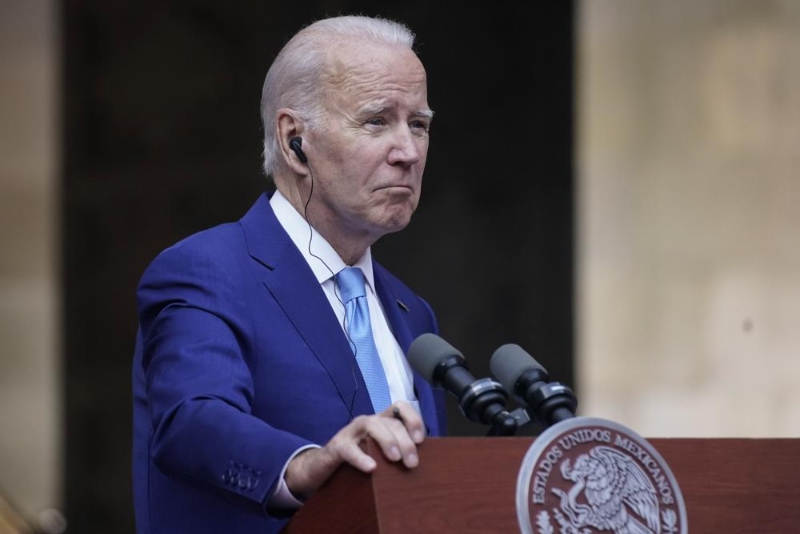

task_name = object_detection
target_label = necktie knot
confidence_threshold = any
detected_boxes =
[336,267,366,303]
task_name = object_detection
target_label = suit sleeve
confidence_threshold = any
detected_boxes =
[136,237,312,516]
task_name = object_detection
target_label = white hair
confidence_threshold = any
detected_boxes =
[260,15,416,177]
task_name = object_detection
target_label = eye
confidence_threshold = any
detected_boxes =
[410,119,430,133]
[366,117,387,127]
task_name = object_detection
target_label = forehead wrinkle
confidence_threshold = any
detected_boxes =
[339,70,426,98]
[345,73,428,114]
[327,79,429,123]
[357,101,434,118]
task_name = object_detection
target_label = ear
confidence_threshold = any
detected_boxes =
[276,109,309,175]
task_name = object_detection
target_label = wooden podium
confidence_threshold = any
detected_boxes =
[283,436,800,534]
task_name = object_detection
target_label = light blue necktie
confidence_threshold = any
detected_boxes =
[336,267,392,413]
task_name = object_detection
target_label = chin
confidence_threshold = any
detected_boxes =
[366,199,417,234]
[372,212,413,236]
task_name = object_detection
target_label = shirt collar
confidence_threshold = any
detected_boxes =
[270,190,375,291]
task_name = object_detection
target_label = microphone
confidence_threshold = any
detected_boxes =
[408,333,519,435]
[490,344,577,427]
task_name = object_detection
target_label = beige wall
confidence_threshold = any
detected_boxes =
[0,0,61,524]
[578,0,800,437]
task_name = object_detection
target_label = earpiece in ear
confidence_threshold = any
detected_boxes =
[289,137,308,164]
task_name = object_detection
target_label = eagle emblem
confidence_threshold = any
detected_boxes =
[551,445,660,534]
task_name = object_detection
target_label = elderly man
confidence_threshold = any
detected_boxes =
[132,14,446,533]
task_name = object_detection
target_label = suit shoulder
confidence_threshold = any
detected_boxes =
[164,222,244,257]
[139,222,246,286]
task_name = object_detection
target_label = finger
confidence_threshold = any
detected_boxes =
[367,414,419,468]
[385,402,426,444]
[325,416,381,472]
[335,438,379,472]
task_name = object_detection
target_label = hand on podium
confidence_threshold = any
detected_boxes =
[285,401,425,497]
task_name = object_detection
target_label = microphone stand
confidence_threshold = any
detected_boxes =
[456,377,533,436]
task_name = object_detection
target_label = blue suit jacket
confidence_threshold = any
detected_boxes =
[132,193,447,533]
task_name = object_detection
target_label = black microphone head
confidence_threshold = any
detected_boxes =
[490,344,547,393]
[408,333,464,383]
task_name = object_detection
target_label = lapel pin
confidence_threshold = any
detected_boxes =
[397,299,410,312]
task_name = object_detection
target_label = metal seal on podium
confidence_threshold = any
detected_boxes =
[516,416,687,534]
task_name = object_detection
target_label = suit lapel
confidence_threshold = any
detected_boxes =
[239,195,373,417]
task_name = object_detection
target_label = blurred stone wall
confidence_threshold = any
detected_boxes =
[0,0,61,524]
[578,0,800,437]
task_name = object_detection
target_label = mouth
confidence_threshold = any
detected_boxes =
[376,184,414,193]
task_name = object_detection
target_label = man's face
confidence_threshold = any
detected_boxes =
[305,40,432,246]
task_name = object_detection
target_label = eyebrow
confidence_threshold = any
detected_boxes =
[359,103,435,119]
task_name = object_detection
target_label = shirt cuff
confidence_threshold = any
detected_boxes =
[266,444,321,511]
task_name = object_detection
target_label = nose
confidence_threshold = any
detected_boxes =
[387,125,424,166]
